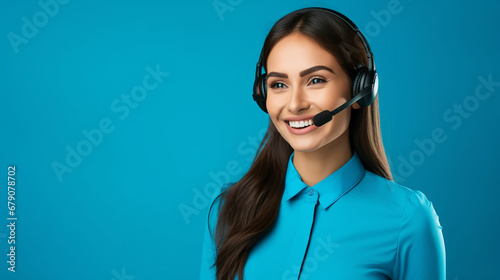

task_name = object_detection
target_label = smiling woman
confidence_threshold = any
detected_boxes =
[199,7,446,280]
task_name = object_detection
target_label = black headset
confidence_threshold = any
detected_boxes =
[252,7,378,114]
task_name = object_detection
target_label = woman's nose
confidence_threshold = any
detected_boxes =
[287,85,310,113]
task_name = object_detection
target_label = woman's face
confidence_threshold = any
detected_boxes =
[265,32,360,153]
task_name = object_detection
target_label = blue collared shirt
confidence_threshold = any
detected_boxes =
[199,151,446,280]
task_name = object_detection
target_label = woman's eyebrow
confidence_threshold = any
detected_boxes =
[267,65,335,79]
[267,72,288,78]
[299,65,334,77]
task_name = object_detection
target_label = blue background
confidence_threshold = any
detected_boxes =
[1,0,499,279]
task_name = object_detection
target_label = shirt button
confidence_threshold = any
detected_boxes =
[308,188,315,196]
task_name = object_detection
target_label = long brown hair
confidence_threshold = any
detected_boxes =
[209,8,393,280]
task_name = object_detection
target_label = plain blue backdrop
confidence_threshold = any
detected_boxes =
[1,0,499,279]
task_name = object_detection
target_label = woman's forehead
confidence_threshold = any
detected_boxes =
[266,33,342,75]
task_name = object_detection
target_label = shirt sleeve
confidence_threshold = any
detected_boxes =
[393,190,446,280]
[199,183,228,280]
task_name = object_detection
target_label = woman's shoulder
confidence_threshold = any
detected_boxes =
[357,173,445,278]
[360,170,440,219]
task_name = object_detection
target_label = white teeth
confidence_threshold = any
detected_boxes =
[288,119,313,128]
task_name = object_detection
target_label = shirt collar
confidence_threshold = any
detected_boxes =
[283,150,366,210]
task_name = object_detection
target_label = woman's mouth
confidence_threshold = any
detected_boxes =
[284,119,318,135]
[286,119,313,129]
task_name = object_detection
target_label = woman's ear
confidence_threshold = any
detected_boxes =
[352,102,361,110]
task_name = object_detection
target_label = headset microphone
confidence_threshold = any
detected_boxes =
[312,82,375,127]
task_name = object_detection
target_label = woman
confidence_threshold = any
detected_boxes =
[200,7,446,280]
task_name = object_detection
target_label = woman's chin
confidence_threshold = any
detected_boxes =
[288,141,324,153]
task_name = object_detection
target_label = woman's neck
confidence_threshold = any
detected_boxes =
[292,129,353,187]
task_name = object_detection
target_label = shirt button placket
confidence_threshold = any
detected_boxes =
[283,187,319,280]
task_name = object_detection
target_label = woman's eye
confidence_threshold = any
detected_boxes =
[269,82,287,89]
[308,77,326,85]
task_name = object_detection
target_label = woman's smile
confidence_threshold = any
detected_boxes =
[283,115,319,135]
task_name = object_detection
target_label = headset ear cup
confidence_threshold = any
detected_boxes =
[253,73,268,113]
[352,67,377,108]
[352,69,364,101]
[359,69,377,107]
[363,71,377,106]
[260,73,267,100]
[259,74,268,113]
